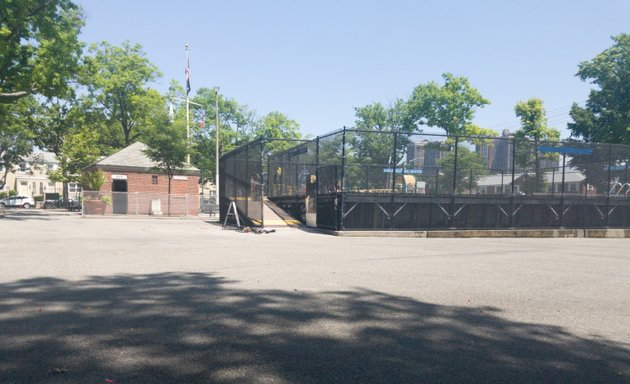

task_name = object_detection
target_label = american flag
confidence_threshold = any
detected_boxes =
[185,58,191,95]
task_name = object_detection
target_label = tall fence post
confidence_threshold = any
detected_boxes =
[510,137,517,228]
[260,141,264,227]
[449,136,459,228]
[266,142,271,198]
[315,137,320,198]
[605,144,613,227]
[391,132,398,194]
[559,153,566,228]
[245,143,249,221]
[339,127,347,230]
[390,132,398,230]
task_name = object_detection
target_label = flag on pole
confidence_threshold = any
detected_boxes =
[185,58,191,95]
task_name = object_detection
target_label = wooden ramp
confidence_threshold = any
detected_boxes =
[263,198,301,227]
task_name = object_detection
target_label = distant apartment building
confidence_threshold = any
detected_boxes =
[406,140,443,169]
[492,129,513,172]
[406,140,428,167]
[476,141,496,169]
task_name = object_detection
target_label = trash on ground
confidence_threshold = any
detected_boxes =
[240,227,276,234]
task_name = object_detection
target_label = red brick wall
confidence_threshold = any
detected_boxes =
[96,170,200,215]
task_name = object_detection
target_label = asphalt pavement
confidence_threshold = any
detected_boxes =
[1,210,629,383]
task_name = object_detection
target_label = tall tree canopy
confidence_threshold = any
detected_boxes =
[437,146,487,194]
[568,34,630,144]
[143,111,189,198]
[0,0,84,102]
[514,98,560,193]
[189,87,256,183]
[350,100,412,165]
[254,111,302,154]
[0,98,36,189]
[407,73,492,137]
[514,98,560,143]
[81,41,162,147]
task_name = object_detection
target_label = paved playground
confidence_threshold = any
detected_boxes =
[1,210,629,383]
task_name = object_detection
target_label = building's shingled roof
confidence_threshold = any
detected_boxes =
[90,142,199,173]
[96,142,157,168]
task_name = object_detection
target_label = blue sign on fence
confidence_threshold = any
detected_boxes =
[538,146,593,155]
[383,168,423,174]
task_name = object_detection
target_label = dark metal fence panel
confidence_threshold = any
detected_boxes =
[402,133,458,195]
[219,139,264,226]
[268,140,318,198]
[221,130,630,231]
[316,131,344,193]
[344,130,395,193]
[246,141,263,225]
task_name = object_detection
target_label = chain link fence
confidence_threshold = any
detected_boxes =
[82,191,200,217]
[220,128,630,230]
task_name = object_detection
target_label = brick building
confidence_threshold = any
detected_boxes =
[83,142,200,216]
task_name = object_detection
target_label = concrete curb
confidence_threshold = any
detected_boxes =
[329,228,630,238]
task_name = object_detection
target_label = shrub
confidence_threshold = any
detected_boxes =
[81,170,107,191]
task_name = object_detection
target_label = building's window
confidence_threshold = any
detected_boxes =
[152,175,158,185]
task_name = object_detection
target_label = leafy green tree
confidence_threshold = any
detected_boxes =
[81,41,162,147]
[436,146,487,194]
[254,111,301,154]
[351,100,413,162]
[29,91,113,201]
[0,98,35,189]
[48,125,101,192]
[190,87,256,184]
[0,0,83,102]
[568,34,630,145]
[344,100,417,190]
[514,98,560,193]
[407,73,493,138]
[143,111,189,198]
[31,97,76,157]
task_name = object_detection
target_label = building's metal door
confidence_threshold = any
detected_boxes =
[112,180,128,214]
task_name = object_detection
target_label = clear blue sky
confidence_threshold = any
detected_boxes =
[77,0,629,138]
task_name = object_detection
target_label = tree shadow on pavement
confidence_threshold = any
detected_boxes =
[0,210,79,221]
[0,273,628,383]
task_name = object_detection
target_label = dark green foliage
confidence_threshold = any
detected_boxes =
[569,34,630,144]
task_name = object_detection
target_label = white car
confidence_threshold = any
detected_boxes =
[0,196,35,208]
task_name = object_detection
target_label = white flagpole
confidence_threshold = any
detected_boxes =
[185,43,190,165]
[214,87,220,208]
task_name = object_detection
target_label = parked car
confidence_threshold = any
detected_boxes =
[0,196,35,208]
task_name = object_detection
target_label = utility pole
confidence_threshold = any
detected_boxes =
[185,44,191,165]
[214,87,220,206]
